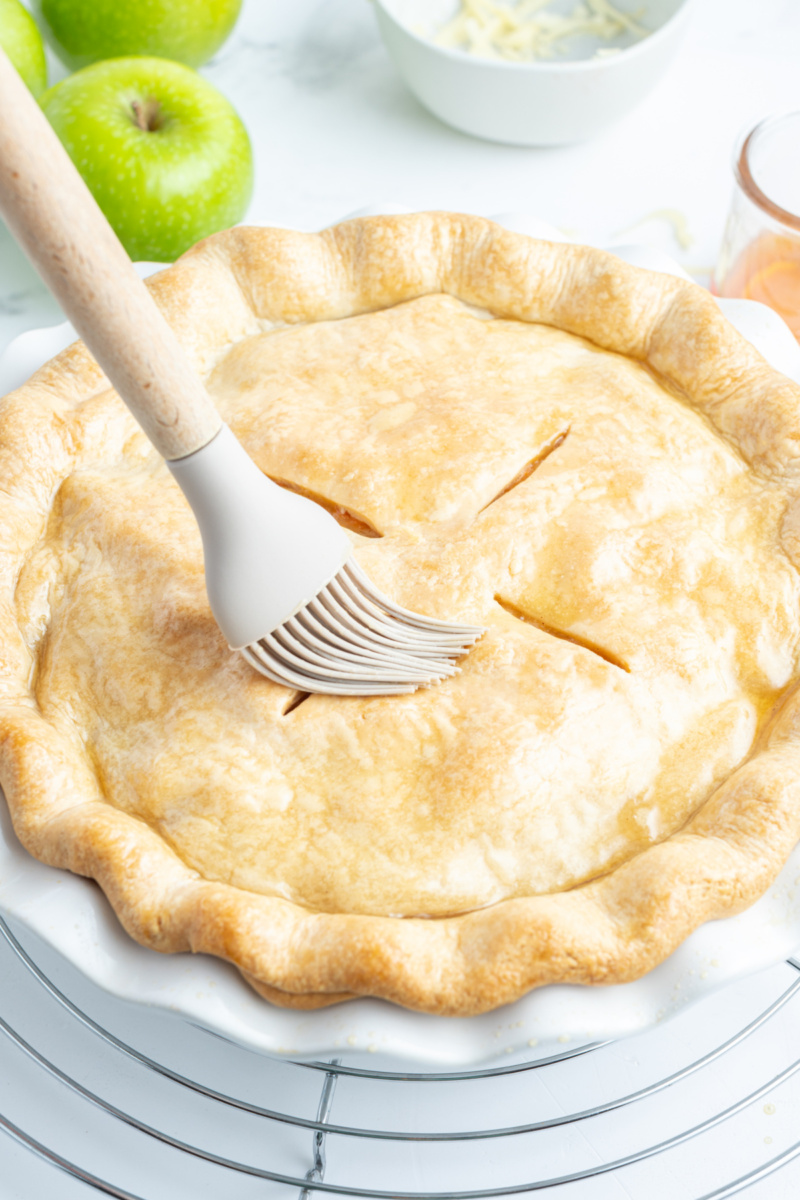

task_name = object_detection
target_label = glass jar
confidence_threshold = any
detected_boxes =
[713,111,800,339]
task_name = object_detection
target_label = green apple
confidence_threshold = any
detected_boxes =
[33,0,240,70]
[0,0,47,97]
[41,57,253,263]
[32,0,241,71]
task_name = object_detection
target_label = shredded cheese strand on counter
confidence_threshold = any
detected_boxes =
[433,0,649,62]
[613,208,695,251]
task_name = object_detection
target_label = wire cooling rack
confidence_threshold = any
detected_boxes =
[2,912,800,1199]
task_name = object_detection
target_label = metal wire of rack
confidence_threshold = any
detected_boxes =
[2,912,800,1200]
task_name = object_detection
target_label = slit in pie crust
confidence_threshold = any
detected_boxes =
[3,213,800,1014]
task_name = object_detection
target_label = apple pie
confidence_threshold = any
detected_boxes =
[2,212,800,1014]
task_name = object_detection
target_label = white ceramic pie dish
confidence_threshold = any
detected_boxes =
[2,211,800,1067]
[373,0,694,145]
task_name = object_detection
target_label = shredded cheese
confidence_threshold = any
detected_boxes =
[613,208,694,250]
[432,0,649,62]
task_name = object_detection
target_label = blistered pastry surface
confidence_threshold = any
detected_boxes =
[3,214,800,1011]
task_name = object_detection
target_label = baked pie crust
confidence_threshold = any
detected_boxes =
[3,213,800,1015]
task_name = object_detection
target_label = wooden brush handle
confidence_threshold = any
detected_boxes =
[0,48,222,460]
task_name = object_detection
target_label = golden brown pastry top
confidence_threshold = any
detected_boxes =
[3,213,800,1014]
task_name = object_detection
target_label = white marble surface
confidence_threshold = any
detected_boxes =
[5,0,800,349]
[4,0,800,1195]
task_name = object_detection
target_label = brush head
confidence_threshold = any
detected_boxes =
[241,559,484,696]
[169,427,483,696]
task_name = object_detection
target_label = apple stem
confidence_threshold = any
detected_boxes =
[130,98,164,133]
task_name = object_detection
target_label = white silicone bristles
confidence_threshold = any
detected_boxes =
[241,560,484,696]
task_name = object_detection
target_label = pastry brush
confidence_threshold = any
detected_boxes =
[0,50,482,695]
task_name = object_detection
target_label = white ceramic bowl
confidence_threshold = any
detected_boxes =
[373,0,693,145]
